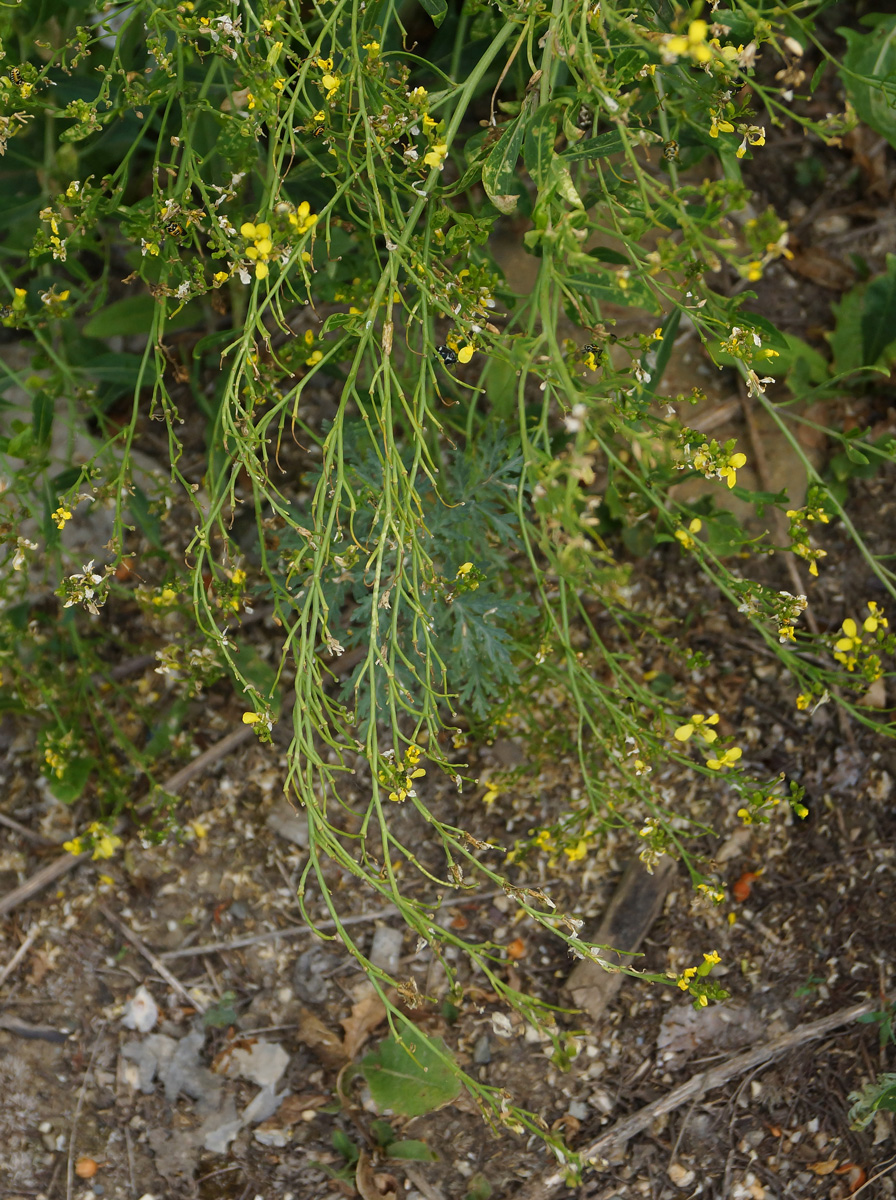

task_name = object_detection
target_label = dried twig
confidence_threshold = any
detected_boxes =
[511,998,876,1200]
[159,885,520,961]
[0,850,92,918]
[0,811,56,846]
[0,924,40,988]
[97,903,206,1014]
[66,1023,106,1200]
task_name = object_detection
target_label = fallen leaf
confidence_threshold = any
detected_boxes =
[356,1150,398,1200]
[733,871,761,902]
[836,1163,867,1193]
[808,1159,839,1175]
[297,1006,348,1068]
[75,1158,99,1179]
[272,1092,329,1126]
[340,992,388,1059]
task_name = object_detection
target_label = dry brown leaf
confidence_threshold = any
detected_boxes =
[808,1159,839,1176]
[297,1005,348,1068]
[340,992,388,1059]
[787,247,854,291]
[270,1092,329,1126]
[356,1151,398,1200]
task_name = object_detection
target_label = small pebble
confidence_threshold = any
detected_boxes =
[473,1035,491,1064]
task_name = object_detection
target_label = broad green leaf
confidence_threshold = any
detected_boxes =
[547,156,583,209]
[84,293,199,339]
[861,254,896,364]
[838,15,896,148]
[638,308,681,397]
[418,0,447,25]
[482,117,526,214]
[561,129,626,161]
[523,100,566,189]
[360,1035,460,1116]
[566,271,658,313]
[79,353,145,386]
[31,390,54,447]
[49,757,94,804]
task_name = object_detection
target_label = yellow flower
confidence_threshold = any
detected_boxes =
[666,19,712,63]
[709,115,735,138]
[288,201,317,235]
[242,712,262,724]
[213,270,229,284]
[423,143,448,168]
[456,562,473,576]
[706,746,743,771]
[673,712,719,743]
[719,451,747,489]
[52,505,73,530]
[92,831,122,860]
[457,345,475,363]
[795,693,810,710]
[864,601,888,632]
[305,349,323,366]
[363,40,380,57]
[316,57,333,71]
[64,837,85,856]
[564,839,589,862]
[703,950,721,966]
[322,73,340,100]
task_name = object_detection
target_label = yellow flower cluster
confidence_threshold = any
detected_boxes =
[64,822,123,861]
[240,221,274,280]
[676,950,722,1007]
[378,745,426,803]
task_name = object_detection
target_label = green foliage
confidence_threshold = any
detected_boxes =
[360,1035,461,1116]
[848,1073,896,1130]
[1,0,895,1151]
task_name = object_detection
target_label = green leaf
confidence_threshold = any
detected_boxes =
[31,390,54,447]
[566,271,658,313]
[203,990,239,1028]
[861,254,896,364]
[418,0,447,25]
[79,353,145,386]
[83,294,201,340]
[387,1140,439,1162]
[482,117,526,214]
[360,1035,461,1116]
[844,442,870,465]
[523,100,566,190]
[561,129,626,161]
[838,15,896,148]
[639,308,681,397]
[49,757,93,804]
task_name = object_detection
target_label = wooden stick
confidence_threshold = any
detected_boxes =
[511,998,876,1200]
[0,925,40,988]
[0,850,92,917]
[97,903,206,1014]
[0,811,56,847]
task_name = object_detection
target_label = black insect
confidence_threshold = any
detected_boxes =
[0,304,12,320]
[435,345,457,366]
[9,67,22,88]
[582,343,598,354]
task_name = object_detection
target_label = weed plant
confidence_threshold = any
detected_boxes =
[2,0,896,1169]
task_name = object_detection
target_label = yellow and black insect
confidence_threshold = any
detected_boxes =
[312,125,326,137]
[0,304,13,320]
[165,221,182,236]
[9,67,23,88]
[663,139,680,163]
